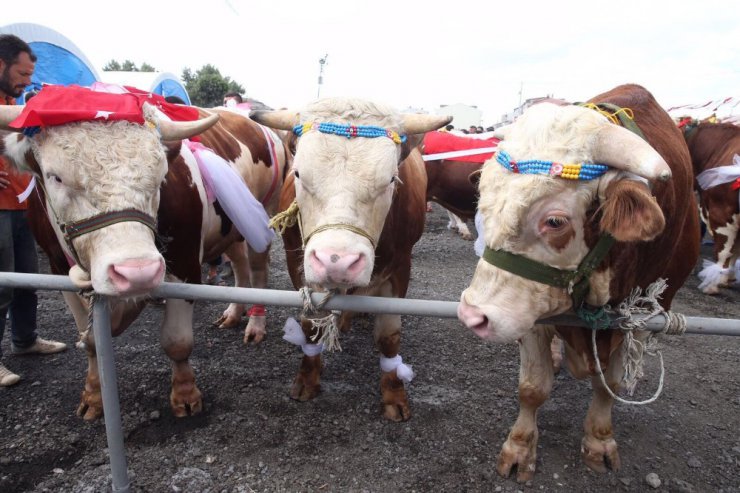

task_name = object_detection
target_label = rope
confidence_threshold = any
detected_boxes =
[298,287,342,352]
[76,290,96,350]
[580,102,635,126]
[592,278,686,405]
[269,200,300,234]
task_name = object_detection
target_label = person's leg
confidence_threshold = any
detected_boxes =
[0,211,15,360]
[8,211,39,349]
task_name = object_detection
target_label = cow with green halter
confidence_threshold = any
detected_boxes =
[252,99,450,421]
[457,84,699,480]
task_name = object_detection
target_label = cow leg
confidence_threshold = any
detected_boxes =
[701,214,739,294]
[243,244,270,344]
[375,314,411,422]
[446,210,473,240]
[74,299,146,420]
[62,291,91,349]
[215,241,248,329]
[498,326,555,482]
[550,335,563,374]
[162,298,202,417]
[76,327,103,420]
[290,318,322,401]
[581,343,624,473]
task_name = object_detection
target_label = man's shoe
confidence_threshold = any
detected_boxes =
[12,337,68,355]
[0,362,20,386]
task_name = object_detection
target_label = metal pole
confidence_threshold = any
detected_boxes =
[92,296,130,493]
[1,272,739,336]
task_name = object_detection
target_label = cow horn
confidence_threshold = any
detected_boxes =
[401,114,453,135]
[249,109,299,130]
[156,113,220,141]
[591,124,672,182]
[0,105,24,130]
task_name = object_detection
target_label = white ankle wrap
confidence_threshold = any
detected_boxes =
[283,318,324,356]
[380,354,415,382]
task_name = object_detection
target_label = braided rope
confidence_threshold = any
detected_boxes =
[593,278,685,406]
[298,287,342,352]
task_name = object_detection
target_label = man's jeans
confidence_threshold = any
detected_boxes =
[0,210,39,358]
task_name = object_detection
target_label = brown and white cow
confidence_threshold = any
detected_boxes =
[685,121,740,293]
[252,99,450,421]
[457,84,699,480]
[0,101,290,419]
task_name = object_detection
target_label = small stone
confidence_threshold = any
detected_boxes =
[52,468,64,474]
[686,457,701,468]
[205,455,215,464]
[645,472,661,489]
[0,457,11,466]
[31,381,41,387]
[619,477,632,486]
[553,473,559,479]
[669,478,694,493]
[149,410,160,421]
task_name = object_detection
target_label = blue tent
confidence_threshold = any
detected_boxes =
[0,23,100,103]
[0,22,191,105]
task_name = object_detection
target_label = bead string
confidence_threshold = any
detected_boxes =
[293,121,407,144]
[496,149,609,181]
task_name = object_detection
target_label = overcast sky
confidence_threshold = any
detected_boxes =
[4,0,739,124]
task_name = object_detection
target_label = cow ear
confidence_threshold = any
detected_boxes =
[1,133,37,174]
[162,139,182,161]
[600,179,665,242]
[468,169,482,189]
[400,133,424,162]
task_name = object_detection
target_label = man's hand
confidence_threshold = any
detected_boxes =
[0,171,9,189]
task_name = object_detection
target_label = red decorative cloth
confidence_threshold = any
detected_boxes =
[422,131,500,163]
[9,84,199,129]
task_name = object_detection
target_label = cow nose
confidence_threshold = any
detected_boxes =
[108,259,165,294]
[457,297,489,334]
[309,249,366,284]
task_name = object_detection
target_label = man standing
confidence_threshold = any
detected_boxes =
[0,34,66,387]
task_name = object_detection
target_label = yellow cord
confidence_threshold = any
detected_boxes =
[581,103,635,125]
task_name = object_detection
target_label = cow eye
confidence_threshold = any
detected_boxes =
[293,169,300,179]
[391,175,403,185]
[46,173,63,184]
[544,216,568,229]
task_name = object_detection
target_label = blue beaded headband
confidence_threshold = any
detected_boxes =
[495,149,610,181]
[293,121,407,144]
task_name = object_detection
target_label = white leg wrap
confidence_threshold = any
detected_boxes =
[697,259,732,291]
[380,354,415,383]
[283,318,324,356]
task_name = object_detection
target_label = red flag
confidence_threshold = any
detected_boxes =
[9,85,198,129]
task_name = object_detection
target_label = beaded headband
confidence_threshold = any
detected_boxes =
[495,149,609,181]
[293,121,407,144]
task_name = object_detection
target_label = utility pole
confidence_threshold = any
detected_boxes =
[317,54,329,99]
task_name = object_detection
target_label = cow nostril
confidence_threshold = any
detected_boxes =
[330,254,340,263]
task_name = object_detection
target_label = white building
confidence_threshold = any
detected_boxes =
[434,103,482,130]
[497,95,566,128]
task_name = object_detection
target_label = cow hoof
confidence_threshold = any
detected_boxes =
[461,232,473,241]
[76,391,103,421]
[380,371,411,422]
[215,314,240,329]
[290,379,320,401]
[497,437,537,482]
[243,317,266,345]
[170,389,203,418]
[581,436,620,473]
[381,402,411,422]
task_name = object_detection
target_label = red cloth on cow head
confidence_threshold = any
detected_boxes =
[422,131,500,163]
[9,84,199,129]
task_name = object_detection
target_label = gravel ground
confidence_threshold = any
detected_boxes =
[1,205,739,492]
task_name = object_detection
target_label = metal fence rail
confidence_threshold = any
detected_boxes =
[2,272,740,335]
[2,271,739,492]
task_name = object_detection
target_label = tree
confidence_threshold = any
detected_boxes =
[102,59,121,71]
[102,59,157,72]
[182,64,245,107]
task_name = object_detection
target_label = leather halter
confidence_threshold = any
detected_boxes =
[60,209,158,272]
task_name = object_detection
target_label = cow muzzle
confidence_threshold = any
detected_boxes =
[106,258,166,296]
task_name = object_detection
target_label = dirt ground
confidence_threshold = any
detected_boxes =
[1,205,739,493]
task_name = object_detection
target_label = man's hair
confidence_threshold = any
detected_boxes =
[165,95,186,105]
[223,91,243,103]
[0,34,37,65]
